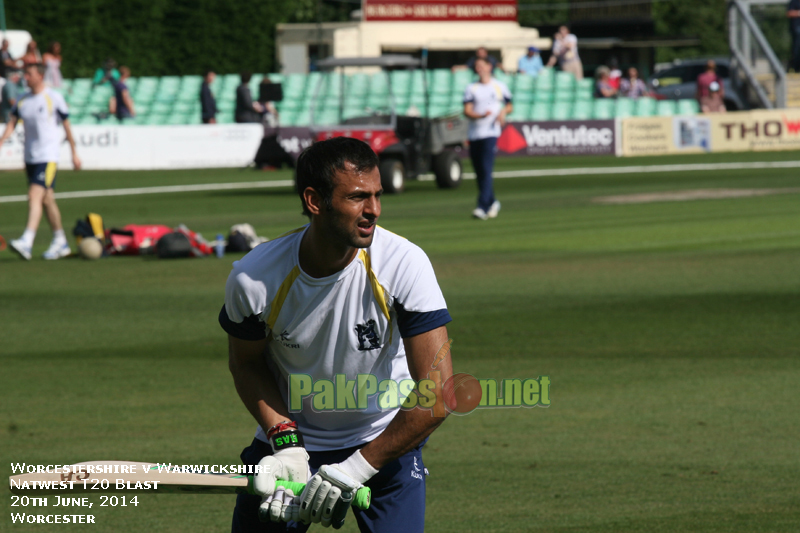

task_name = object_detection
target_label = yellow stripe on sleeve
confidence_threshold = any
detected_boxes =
[266,266,301,331]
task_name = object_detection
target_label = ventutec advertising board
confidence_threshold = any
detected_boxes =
[498,120,617,157]
[0,124,264,170]
[621,109,800,156]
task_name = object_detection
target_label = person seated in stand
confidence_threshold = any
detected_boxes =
[235,71,264,124]
[517,46,544,77]
[258,76,279,126]
[108,66,135,122]
[618,67,649,99]
[200,70,218,124]
[92,58,120,87]
[453,47,500,73]
[594,66,617,98]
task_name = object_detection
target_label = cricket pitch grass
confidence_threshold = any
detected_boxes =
[2,151,799,531]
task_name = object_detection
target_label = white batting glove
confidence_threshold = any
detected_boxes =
[253,421,311,523]
[298,450,378,528]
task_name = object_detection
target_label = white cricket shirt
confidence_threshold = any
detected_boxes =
[12,88,69,164]
[220,225,451,451]
[463,79,512,141]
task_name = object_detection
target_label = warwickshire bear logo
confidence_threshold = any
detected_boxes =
[355,319,381,351]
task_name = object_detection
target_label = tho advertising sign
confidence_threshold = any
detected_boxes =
[497,120,617,157]
[621,109,800,156]
[363,0,517,22]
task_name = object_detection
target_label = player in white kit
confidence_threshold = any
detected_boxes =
[0,62,81,260]
[220,137,454,531]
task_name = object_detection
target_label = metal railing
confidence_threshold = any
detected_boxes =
[728,0,787,108]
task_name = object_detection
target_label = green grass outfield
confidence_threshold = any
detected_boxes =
[2,151,800,531]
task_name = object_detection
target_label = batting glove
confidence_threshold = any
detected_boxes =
[298,450,378,528]
[254,421,311,523]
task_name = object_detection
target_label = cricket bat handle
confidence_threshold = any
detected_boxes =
[249,478,371,510]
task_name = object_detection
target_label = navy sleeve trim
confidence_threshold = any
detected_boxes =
[57,110,69,121]
[219,304,267,341]
[394,301,452,338]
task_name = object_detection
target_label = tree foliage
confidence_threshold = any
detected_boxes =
[7,0,352,78]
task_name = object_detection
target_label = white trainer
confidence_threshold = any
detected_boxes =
[487,201,501,219]
[43,241,72,260]
[472,208,488,220]
[9,238,32,260]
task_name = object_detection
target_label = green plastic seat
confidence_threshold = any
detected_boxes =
[572,100,593,120]
[551,102,572,120]
[515,74,535,93]
[429,69,452,94]
[346,73,370,96]
[533,90,553,104]
[677,99,700,115]
[592,99,615,119]
[507,103,530,121]
[369,72,390,95]
[634,97,657,117]
[529,103,551,121]
[554,71,575,91]
[615,98,634,118]
[554,90,575,103]
[656,100,677,116]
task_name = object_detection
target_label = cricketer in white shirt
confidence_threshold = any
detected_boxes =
[11,87,70,164]
[221,224,451,451]
[462,78,513,141]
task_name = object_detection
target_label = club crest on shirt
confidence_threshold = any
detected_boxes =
[355,319,381,351]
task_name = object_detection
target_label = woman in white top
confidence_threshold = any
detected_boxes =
[43,42,63,89]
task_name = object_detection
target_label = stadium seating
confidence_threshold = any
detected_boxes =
[56,68,700,126]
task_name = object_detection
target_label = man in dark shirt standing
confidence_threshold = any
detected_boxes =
[110,66,135,122]
[200,70,217,124]
[235,71,264,124]
[789,0,800,72]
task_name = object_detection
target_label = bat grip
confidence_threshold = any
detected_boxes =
[246,477,371,510]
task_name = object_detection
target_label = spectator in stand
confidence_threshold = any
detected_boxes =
[453,47,499,73]
[547,26,583,80]
[518,46,544,77]
[0,40,16,80]
[608,58,622,91]
[235,71,264,123]
[1,69,22,122]
[594,66,617,98]
[789,0,800,72]
[696,60,724,105]
[619,67,649,98]
[701,81,727,114]
[92,58,120,87]
[20,41,42,68]
[43,42,63,89]
[200,70,217,124]
[109,66,135,122]
[258,76,279,126]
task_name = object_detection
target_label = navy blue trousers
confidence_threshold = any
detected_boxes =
[231,438,427,533]
[792,26,800,72]
[468,136,498,212]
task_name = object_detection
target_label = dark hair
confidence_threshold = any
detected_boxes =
[203,69,214,78]
[295,137,379,217]
[240,71,251,84]
[25,62,46,76]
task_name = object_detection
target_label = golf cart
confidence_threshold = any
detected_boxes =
[310,55,468,194]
